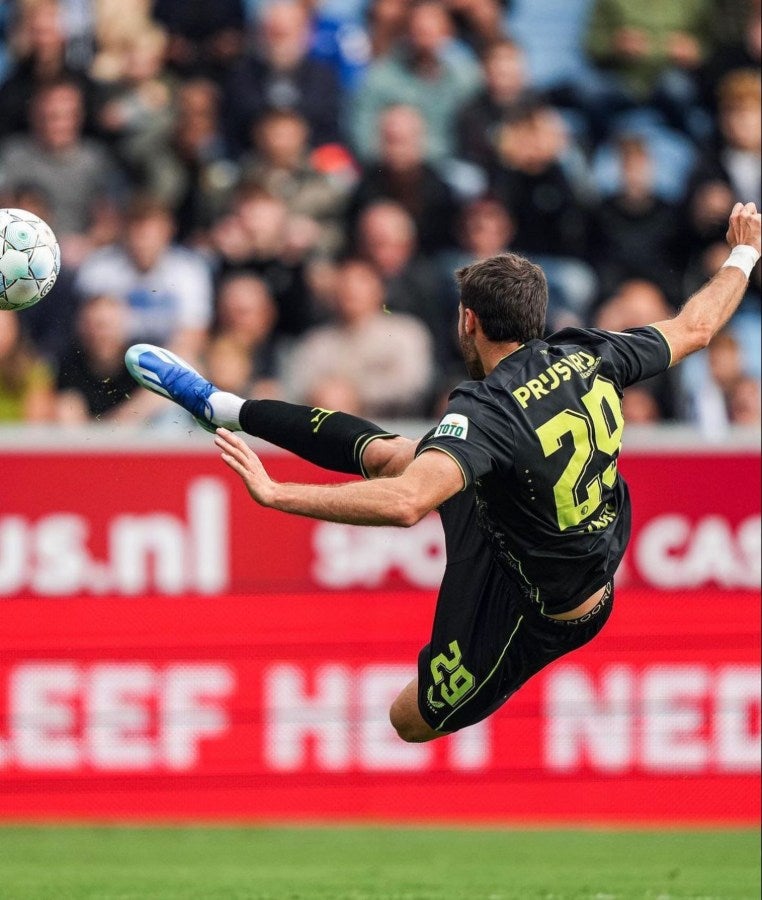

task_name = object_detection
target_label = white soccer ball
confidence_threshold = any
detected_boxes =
[0,208,61,311]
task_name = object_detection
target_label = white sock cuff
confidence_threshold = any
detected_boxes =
[208,392,245,430]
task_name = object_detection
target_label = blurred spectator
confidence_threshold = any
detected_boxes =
[681,329,761,434]
[590,134,683,303]
[286,258,434,417]
[224,0,341,153]
[700,0,761,113]
[594,279,681,420]
[728,376,762,425]
[54,293,134,422]
[589,115,698,206]
[75,195,213,358]
[164,78,238,242]
[445,0,509,53]
[152,0,246,81]
[584,0,715,138]
[366,0,409,60]
[89,0,153,82]
[0,3,9,82]
[438,196,517,361]
[355,200,452,361]
[212,272,281,396]
[439,194,515,299]
[0,310,55,422]
[490,101,597,325]
[202,334,261,401]
[456,38,534,170]
[241,108,351,258]
[351,0,482,162]
[95,24,176,200]
[0,78,121,265]
[304,0,373,92]
[211,187,316,338]
[622,385,663,423]
[0,0,97,138]
[348,104,459,255]
[686,70,761,252]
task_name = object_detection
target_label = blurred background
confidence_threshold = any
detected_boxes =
[0,0,760,430]
[0,0,760,876]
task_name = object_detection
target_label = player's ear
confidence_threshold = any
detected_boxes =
[461,306,478,334]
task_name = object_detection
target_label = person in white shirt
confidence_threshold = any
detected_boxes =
[76,195,213,361]
[286,257,434,417]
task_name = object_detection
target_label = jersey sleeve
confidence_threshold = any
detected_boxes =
[590,325,672,388]
[415,395,502,488]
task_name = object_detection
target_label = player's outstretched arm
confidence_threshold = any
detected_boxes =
[654,202,761,366]
[215,428,464,526]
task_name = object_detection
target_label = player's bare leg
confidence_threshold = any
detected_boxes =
[389,678,446,743]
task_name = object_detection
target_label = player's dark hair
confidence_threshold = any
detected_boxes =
[456,252,547,343]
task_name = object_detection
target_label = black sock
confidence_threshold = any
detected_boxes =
[238,400,397,476]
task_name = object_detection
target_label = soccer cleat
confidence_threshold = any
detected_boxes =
[124,343,217,432]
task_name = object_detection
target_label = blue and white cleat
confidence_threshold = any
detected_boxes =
[124,343,217,432]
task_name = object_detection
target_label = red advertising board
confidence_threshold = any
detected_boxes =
[0,589,758,824]
[0,441,759,822]
[0,446,759,597]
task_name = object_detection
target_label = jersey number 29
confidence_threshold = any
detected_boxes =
[535,376,624,531]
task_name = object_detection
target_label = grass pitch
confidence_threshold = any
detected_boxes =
[0,826,757,900]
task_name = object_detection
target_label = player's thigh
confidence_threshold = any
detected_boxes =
[417,554,615,735]
[417,541,523,734]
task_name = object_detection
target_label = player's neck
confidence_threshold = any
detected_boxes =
[480,340,523,375]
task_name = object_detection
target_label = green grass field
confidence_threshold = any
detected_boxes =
[0,826,758,900]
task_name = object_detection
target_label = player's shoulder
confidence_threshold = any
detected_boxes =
[546,325,662,351]
[446,366,526,428]
[545,326,617,351]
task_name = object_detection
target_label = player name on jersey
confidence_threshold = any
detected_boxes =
[512,349,601,408]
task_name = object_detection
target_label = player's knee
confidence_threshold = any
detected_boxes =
[389,697,436,743]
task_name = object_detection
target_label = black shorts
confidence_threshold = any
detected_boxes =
[417,513,614,734]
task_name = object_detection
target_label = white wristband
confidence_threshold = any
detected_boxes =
[722,245,761,280]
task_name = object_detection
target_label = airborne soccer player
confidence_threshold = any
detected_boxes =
[126,202,761,742]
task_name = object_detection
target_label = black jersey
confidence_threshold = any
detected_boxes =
[417,326,672,614]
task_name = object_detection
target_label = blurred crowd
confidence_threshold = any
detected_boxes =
[0,0,760,435]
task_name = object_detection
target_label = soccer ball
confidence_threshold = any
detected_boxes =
[0,208,60,311]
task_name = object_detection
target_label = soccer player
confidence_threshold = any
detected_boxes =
[125,202,760,742]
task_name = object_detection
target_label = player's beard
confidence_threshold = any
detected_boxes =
[459,329,486,380]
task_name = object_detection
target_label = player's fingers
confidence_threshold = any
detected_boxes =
[221,453,260,488]
[732,201,744,215]
[744,202,757,213]
[215,437,250,470]
[219,452,245,476]
[215,428,250,455]
[214,430,247,454]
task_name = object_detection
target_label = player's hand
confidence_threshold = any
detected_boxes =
[726,202,761,255]
[215,428,276,507]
